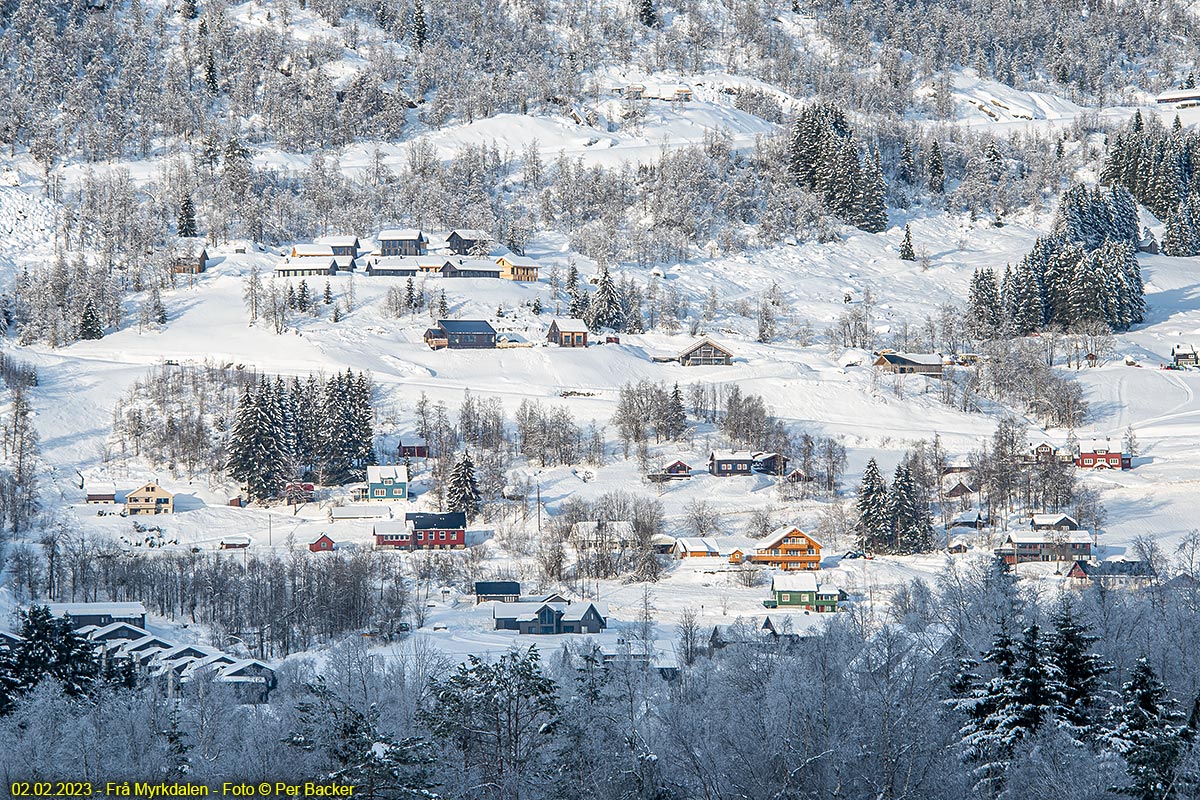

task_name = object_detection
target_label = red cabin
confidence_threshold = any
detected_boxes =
[309,534,336,553]
[398,438,429,459]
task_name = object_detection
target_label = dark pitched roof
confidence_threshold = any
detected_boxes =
[437,319,496,335]
[475,580,521,595]
[406,511,467,530]
[1082,560,1153,578]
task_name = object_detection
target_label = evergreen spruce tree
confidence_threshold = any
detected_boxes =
[586,265,624,331]
[79,300,104,340]
[856,458,890,552]
[1008,624,1063,742]
[0,605,102,713]
[413,4,427,49]
[898,140,917,185]
[446,450,481,519]
[1049,600,1112,736]
[179,0,196,19]
[967,267,1001,338]
[151,287,167,326]
[532,297,542,315]
[665,383,687,440]
[899,224,916,261]
[404,277,416,311]
[855,149,887,233]
[636,0,657,27]
[204,50,218,93]
[928,141,945,194]
[1107,658,1196,800]
[438,290,449,318]
[177,194,197,238]
[888,463,932,553]
[324,282,333,304]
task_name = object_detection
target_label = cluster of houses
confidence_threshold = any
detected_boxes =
[0,602,276,702]
[473,582,609,635]
[273,230,543,282]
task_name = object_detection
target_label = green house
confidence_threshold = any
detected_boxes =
[770,573,840,612]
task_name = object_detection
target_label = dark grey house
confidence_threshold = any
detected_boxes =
[475,581,521,603]
[447,229,491,255]
[492,601,608,634]
[440,259,503,279]
[424,319,497,349]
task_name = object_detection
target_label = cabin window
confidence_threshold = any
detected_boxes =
[439,531,446,540]
[374,489,385,497]
[781,594,790,602]
[1083,458,1093,465]
[383,478,392,485]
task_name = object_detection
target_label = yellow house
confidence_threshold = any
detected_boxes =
[125,480,174,516]
[496,254,540,282]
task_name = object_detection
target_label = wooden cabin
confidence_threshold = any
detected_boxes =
[679,338,733,366]
[547,318,588,347]
[447,229,491,255]
[496,254,540,282]
[745,526,822,571]
[170,242,209,275]
[378,228,428,256]
[873,352,944,376]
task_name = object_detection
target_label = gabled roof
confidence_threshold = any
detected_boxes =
[550,318,588,333]
[378,228,426,240]
[874,352,944,367]
[367,465,408,484]
[405,511,467,530]
[951,509,985,526]
[1005,531,1092,545]
[679,337,732,359]
[1080,559,1153,578]
[437,319,496,335]
[444,259,503,273]
[498,254,539,267]
[292,243,335,257]
[772,572,817,592]
[674,537,719,555]
[88,622,151,641]
[314,235,360,247]
[709,449,754,461]
[46,601,147,618]
[491,600,606,623]
[127,481,172,498]
[449,228,490,240]
[759,525,823,550]
[1031,513,1077,528]
[370,256,424,270]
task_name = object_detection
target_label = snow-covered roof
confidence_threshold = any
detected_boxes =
[550,318,588,333]
[951,510,985,526]
[373,520,407,535]
[710,449,753,461]
[331,504,392,519]
[367,465,408,484]
[86,480,116,494]
[1006,531,1092,545]
[499,254,539,267]
[445,258,503,273]
[680,337,732,359]
[371,256,423,270]
[449,228,490,240]
[276,255,336,272]
[292,243,334,257]
[1156,89,1200,103]
[378,228,425,241]
[759,525,823,550]
[877,352,944,366]
[46,602,146,618]
[1031,513,1077,528]
[674,537,719,555]
[491,600,606,622]
[314,235,359,247]
[772,572,817,592]
[88,621,150,641]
